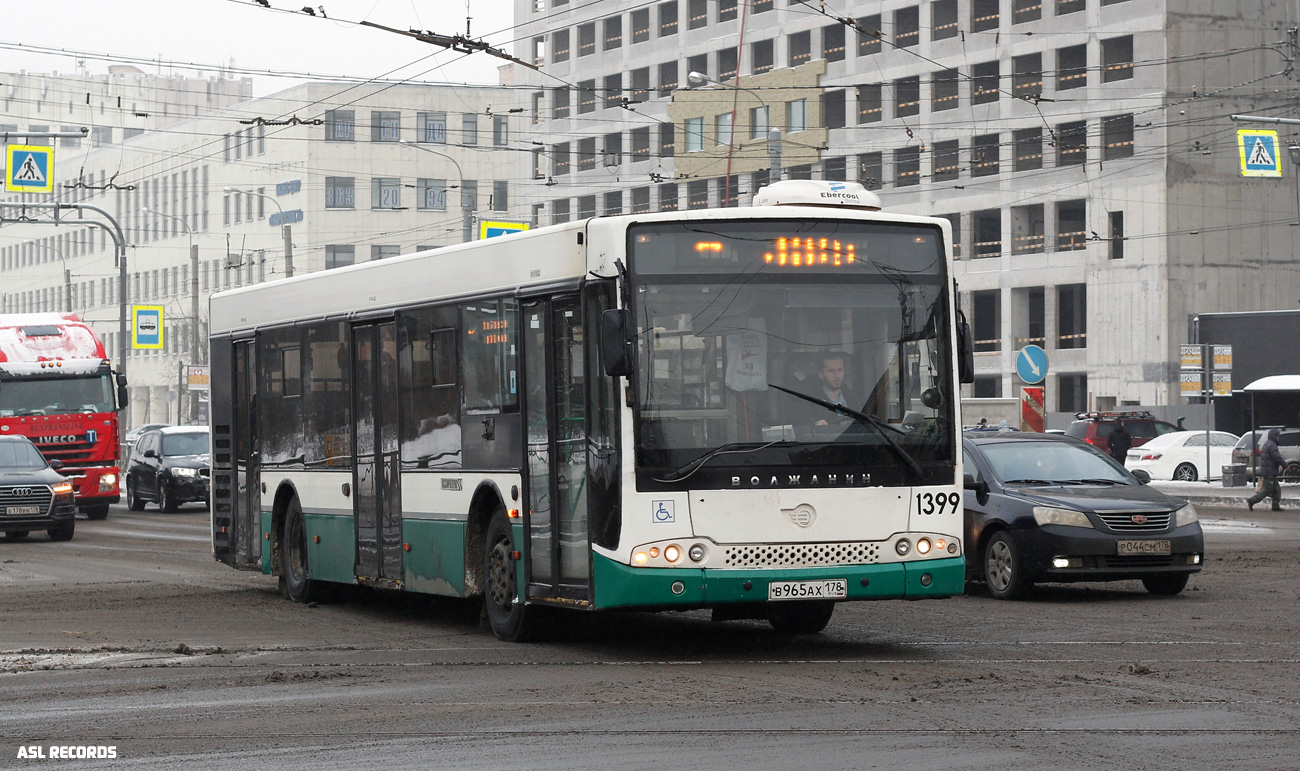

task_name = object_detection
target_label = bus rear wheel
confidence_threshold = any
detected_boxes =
[483,510,544,642]
[768,601,836,634]
[282,497,324,604]
[86,505,110,520]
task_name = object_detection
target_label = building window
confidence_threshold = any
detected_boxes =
[461,114,478,145]
[715,113,734,146]
[1102,35,1135,82]
[1014,128,1043,171]
[604,74,623,109]
[823,24,845,61]
[685,117,705,152]
[604,191,623,215]
[1014,286,1045,349]
[972,0,999,31]
[578,23,596,56]
[1056,200,1086,251]
[895,6,919,48]
[1012,204,1045,254]
[718,47,738,81]
[418,112,447,143]
[688,180,709,209]
[660,123,676,156]
[822,90,846,129]
[372,111,400,142]
[632,126,651,158]
[973,209,1001,257]
[603,131,622,167]
[752,39,775,74]
[940,212,961,257]
[632,187,651,213]
[492,181,508,212]
[658,182,679,211]
[1012,0,1041,24]
[858,152,883,190]
[1103,114,1135,159]
[325,110,355,141]
[1109,210,1125,260]
[578,195,596,219]
[1012,54,1043,99]
[972,289,1001,352]
[750,105,770,139]
[659,61,679,96]
[932,0,958,39]
[552,88,570,120]
[1058,284,1087,349]
[552,198,571,224]
[858,14,882,56]
[787,99,807,132]
[631,68,651,103]
[1057,45,1087,90]
[933,69,959,111]
[659,1,678,37]
[823,156,846,181]
[972,61,1000,104]
[972,134,1000,176]
[325,245,355,270]
[974,377,1002,398]
[753,0,772,12]
[632,9,650,43]
[325,177,355,209]
[372,245,400,261]
[933,140,960,181]
[789,30,811,66]
[533,36,545,66]
[895,147,921,187]
[578,137,597,171]
[719,0,738,22]
[554,142,570,176]
[1058,373,1087,413]
[372,178,401,209]
[604,16,622,50]
[688,0,707,28]
[552,29,570,62]
[1057,0,1084,13]
[1058,120,1087,165]
[578,80,597,114]
[895,76,920,118]
[857,84,882,123]
[419,179,448,211]
[493,116,508,146]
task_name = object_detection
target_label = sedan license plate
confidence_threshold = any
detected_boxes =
[1117,539,1171,555]
[768,579,848,601]
[4,506,41,516]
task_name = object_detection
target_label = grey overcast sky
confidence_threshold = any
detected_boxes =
[0,0,518,96]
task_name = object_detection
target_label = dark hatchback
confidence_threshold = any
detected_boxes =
[125,427,210,513]
[0,435,76,542]
[963,432,1203,599]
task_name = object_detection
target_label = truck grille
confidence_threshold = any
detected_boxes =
[0,485,53,515]
[1094,511,1171,533]
[723,542,881,568]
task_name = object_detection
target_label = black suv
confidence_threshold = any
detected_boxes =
[0,435,76,542]
[125,427,210,513]
[1064,411,1181,456]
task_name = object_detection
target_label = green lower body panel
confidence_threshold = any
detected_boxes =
[304,513,357,585]
[592,553,965,610]
[260,511,273,575]
[403,519,469,597]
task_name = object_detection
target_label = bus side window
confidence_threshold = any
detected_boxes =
[460,299,519,415]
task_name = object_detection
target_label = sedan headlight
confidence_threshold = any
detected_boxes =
[1175,503,1199,528]
[1032,506,1094,529]
[172,467,200,477]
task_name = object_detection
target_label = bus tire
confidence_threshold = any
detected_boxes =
[768,601,835,634]
[983,531,1031,600]
[86,505,110,520]
[483,510,543,642]
[282,497,323,604]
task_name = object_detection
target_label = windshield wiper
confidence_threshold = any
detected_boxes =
[1002,478,1059,486]
[654,440,794,483]
[1074,478,1128,486]
[768,383,925,479]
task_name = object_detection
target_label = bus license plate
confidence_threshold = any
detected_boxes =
[4,506,41,516]
[1117,540,1171,555]
[768,579,848,601]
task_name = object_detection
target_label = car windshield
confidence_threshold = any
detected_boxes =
[0,440,48,470]
[979,440,1131,485]
[0,374,115,416]
[630,219,956,489]
[162,432,209,457]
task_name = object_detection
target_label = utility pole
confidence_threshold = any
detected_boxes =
[282,224,294,278]
[190,243,200,423]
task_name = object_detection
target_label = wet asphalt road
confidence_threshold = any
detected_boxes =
[1,503,1298,769]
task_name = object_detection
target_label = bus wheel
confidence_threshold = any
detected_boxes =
[768,601,835,634]
[483,510,543,642]
[282,497,322,604]
[86,505,110,520]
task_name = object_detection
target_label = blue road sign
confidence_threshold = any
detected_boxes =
[1238,130,1282,178]
[1016,345,1049,384]
[6,144,53,193]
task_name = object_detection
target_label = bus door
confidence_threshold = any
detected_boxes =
[223,337,261,569]
[522,296,591,601]
[351,322,403,585]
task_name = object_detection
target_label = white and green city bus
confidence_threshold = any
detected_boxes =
[209,180,975,641]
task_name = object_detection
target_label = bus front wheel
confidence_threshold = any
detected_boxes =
[483,510,544,642]
[282,497,323,604]
[768,601,835,634]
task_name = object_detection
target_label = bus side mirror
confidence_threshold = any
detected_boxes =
[957,317,975,384]
[601,309,635,377]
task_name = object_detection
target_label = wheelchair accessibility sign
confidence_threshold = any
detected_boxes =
[652,500,676,523]
[6,144,54,193]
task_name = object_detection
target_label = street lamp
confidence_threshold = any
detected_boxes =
[142,206,202,424]
[223,187,294,278]
[398,140,473,243]
[686,71,782,193]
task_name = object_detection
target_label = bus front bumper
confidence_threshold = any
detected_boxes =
[591,553,964,610]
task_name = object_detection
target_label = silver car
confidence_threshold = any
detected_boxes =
[1231,429,1300,481]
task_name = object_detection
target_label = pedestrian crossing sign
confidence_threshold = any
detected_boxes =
[1237,130,1282,178]
[5,144,54,193]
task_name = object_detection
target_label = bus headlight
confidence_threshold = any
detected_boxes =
[916,538,932,555]
[664,544,681,563]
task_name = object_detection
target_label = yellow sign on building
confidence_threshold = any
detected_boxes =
[1237,129,1282,178]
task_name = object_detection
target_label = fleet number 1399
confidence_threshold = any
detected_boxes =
[915,491,960,516]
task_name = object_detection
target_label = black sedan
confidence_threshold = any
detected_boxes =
[963,432,1203,599]
[0,435,76,542]
[125,427,210,513]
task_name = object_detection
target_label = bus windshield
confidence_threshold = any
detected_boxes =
[0,374,115,417]
[629,219,956,490]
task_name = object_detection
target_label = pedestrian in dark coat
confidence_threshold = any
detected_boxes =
[1247,428,1286,511]
[1108,420,1132,465]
